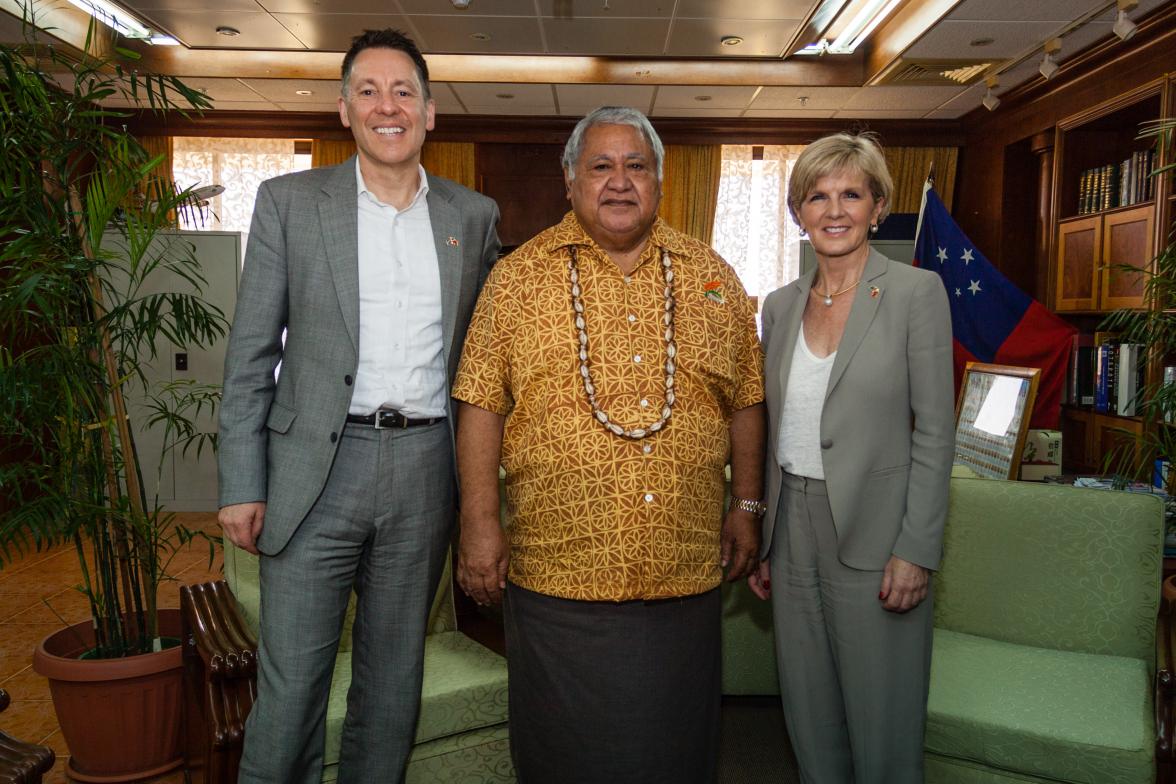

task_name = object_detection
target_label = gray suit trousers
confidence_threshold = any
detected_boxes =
[770,474,933,784]
[239,421,453,784]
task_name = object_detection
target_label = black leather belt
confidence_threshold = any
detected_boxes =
[345,410,445,429]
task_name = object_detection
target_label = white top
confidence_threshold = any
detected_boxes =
[776,323,836,479]
[350,161,447,418]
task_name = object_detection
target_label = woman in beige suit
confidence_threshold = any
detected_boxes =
[749,133,955,783]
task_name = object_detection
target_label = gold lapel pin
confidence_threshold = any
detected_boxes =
[447,236,460,247]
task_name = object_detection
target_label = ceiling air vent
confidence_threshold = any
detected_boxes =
[875,59,993,86]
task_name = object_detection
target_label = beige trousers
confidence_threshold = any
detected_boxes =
[769,473,933,784]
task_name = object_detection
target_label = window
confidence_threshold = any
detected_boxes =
[711,145,806,310]
[172,137,302,246]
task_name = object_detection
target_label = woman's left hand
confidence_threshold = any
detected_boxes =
[878,556,929,613]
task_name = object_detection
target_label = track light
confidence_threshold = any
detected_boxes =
[1039,38,1061,80]
[1113,0,1138,41]
[981,76,1000,111]
[451,0,472,8]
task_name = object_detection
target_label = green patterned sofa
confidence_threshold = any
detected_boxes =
[183,541,514,783]
[926,477,1164,783]
[719,477,1170,783]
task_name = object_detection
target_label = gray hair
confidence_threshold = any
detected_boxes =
[561,106,665,181]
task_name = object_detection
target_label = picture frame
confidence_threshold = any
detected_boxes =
[953,362,1042,480]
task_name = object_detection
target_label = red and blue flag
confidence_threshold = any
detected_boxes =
[913,182,1075,429]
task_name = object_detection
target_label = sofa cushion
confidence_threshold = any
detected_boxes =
[323,631,510,768]
[927,629,1152,784]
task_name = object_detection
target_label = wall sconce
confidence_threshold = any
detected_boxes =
[1038,38,1061,79]
[981,75,1000,111]
[1113,0,1138,41]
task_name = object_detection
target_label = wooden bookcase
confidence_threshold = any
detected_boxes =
[1051,78,1174,474]
[1052,83,1165,315]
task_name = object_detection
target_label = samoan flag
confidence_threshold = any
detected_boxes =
[913,181,1075,429]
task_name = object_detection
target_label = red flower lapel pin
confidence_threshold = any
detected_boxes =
[447,236,460,247]
[869,285,881,298]
[704,280,725,304]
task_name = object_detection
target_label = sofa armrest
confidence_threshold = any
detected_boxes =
[1157,577,1176,777]
[181,580,259,784]
[0,688,57,784]
[182,580,259,681]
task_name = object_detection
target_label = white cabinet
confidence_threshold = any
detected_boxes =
[115,230,240,511]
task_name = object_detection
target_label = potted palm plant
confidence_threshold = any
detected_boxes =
[0,10,223,782]
[1100,117,1176,491]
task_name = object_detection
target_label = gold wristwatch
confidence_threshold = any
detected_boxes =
[730,496,767,517]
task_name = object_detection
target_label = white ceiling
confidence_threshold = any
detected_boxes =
[2,0,1172,118]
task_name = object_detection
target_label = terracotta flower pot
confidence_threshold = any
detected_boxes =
[32,608,184,783]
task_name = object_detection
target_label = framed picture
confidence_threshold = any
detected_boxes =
[953,362,1041,480]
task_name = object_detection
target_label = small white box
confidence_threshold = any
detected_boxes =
[1020,429,1062,481]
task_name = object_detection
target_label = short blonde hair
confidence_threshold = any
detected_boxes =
[787,132,893,226]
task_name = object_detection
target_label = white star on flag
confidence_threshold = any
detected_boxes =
[968,280,981,295]
[955,288,962,297]
[961,248,974,265]
[937,247,948,263]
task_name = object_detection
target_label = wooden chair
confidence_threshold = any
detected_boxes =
[0,689,55,784]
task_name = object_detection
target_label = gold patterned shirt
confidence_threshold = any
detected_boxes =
[453,212,764,601]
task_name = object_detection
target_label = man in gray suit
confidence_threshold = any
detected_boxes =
[216,28,500,784]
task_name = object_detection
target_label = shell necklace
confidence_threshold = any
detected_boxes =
[568,246,675,440]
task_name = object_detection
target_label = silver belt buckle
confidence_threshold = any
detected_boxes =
[372,410,388,430]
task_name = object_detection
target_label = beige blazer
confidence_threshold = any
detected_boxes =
[760,247,955,570]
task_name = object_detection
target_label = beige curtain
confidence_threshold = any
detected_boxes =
[883,147,958,212]
[172,137,296,233]
[657,144,721,245]
[712,145,806,300]
[421,142,476,191]
[311,139,357,168]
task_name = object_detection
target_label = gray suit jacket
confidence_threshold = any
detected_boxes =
[760,248,955,571]
[217,158,501,555]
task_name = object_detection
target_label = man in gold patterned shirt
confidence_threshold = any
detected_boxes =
[452,106,765,783]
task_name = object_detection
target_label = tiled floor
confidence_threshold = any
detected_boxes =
[0,512,224,784]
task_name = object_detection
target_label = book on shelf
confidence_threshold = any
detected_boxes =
[1069,333,1095,406]
[1074,149,1156,214]
[1116,343,1144,417]
[1165,366,1176,424]
[1083,336,1144,417]
[1094,343,1110,412]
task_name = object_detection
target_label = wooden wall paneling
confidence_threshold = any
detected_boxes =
[1000,137,1039,299]
[128,111,965,149]
[476,143,568,248]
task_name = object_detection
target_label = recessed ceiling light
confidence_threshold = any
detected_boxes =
[470,32,490,41]
[496,93,514,100]
[720,36,743,46]
[694,95,712,102]
[969,37,994,47]
[295,89,313,96]
[216,26,240,37]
